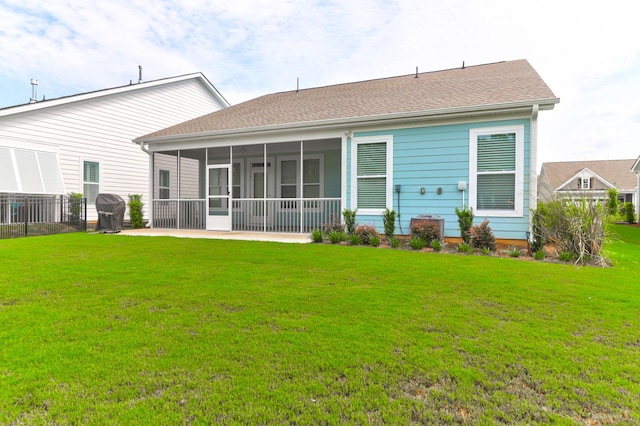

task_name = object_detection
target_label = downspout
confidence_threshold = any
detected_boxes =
[139,142,153,228]
[529,104,539,239]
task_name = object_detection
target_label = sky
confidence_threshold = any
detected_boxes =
[1,0,639,172]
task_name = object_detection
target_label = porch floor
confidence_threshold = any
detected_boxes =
[114,228,311,244]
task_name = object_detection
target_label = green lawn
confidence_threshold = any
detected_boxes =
[1,225,639,424]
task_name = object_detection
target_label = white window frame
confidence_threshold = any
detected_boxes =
[277,154,324,210]
[469,125,524,217]
[82,160,100,204]
[580,177,591,189]
[232,160,244,199]
[159,169,170,199]
[351,135,393,215]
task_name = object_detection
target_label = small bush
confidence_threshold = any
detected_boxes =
[382,208,396,238]
[622,202,636,224]
[409,236,427,250]
[606,188,619,216]
[533,250,545,261]
[342,209,357,235]
[430,239,442,252]
[323,216,344,235]
[128,194,144,228]
[328,231,346,244]
[479,247,492,256]
[455,207,474,243]
[559,251,574,262]
[506,247,522,258]
[388,236,401,249]
[311,229,323,243]
[348,233,361,246]
[457,242,472,254]
[410,222,441,246]
[470,219,496,252]
[369,235,381,247]
[355,224,380,245]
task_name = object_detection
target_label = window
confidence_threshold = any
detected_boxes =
[159,170,170,199]
[278,155,324,209]
[232,162,243,199]
[303,158,321,198]
[83,161,99,204]
[351,135,393,213]
[469,126,523,217]
[579,177,591,189]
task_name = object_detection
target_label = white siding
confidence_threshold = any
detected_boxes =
[0,78,226,221]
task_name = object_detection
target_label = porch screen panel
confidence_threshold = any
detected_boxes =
[15,149,44,193]
[303,158,320,198]
[38,152,65,194]
[476,133,516,211]
[281,160,297,198]
[357,142,386,209]
[0,147,19,192]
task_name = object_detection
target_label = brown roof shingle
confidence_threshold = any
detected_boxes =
[140,59,557,140]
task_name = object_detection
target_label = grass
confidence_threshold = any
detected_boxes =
[1,225,639,424]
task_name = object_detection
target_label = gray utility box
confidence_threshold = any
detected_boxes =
[410,214,444,242]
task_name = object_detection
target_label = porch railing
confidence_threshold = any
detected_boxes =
[151,198,341,233]
[0,195,87,239]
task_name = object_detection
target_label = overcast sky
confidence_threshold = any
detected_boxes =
[1,0,639,171]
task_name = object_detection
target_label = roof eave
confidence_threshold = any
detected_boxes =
[136,97,560,145]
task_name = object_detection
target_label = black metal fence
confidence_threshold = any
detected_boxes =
[0,195,87,239]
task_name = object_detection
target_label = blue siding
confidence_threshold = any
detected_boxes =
[349,119,531,240]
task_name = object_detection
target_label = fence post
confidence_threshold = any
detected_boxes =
[24,197,29,236]
[83,198,87,231]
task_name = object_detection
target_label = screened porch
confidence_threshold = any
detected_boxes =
[150,139,342,233]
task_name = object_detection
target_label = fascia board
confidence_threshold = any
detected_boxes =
[136,98,560,145]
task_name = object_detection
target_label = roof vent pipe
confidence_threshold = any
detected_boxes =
[415,66,418,78]
[30,79,38,103]
[138,65,143,84]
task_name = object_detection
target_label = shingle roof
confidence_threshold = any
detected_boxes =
[139,59,557,141]
[539,159,638,191]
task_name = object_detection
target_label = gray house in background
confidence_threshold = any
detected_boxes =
[538,159,638,214]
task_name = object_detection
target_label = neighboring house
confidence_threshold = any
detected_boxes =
[0,73,229,224]
[135,60,558,240]
[632,155,640,218]
[538,159,638,215]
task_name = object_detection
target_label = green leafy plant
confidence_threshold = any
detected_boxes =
[311,229,323,243]
[348,233,361,246]
[369,235,381,247]
[457,242,472,254]
[455,207,474,243]
[323,215,345,235]
[480,247,492,256]
[355,224,380,246]
[606,188,620,217]
[408,236,427,250]
[342,209,357,235]
[430,239,442,252]
[506,247,522,258]
[328,230,345,244]
[533,250,546,261]
[470,219,496,252]
[388,236,401,249]
[68,192,84,222]
[623,202,636,224]
[382,208,396,238]
[559,251,574,262]
[127,194,144,228]
[410,221,441,246]
[530,202,547,253]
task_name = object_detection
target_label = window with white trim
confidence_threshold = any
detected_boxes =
[83,161,100,204]
[278,155,324,209]
[159,170,170,199]
[351,135,393,213]
[469,126,523,217]
[579,177,591,189]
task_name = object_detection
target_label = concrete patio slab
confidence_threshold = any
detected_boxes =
[114,228,311,244]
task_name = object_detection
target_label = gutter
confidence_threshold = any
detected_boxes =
[134,98,560,146]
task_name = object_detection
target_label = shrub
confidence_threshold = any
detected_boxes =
[533,250,545,261]
[559,251,574,262]
[369,235,381,247]
[455,207,474,243]
[408,236,426,250]
[348,233,361,246]
[479,247,492,256]
[622,202,636,224]
[530,202,547,253]
[470,219,496,252]
[410,222,441,246]
[606,188,619,217]
[457,242,472,254]
[430,239,442,252]
[388,236,401,249]
[328,231,346,244]
[323,216,344,235]
[311,229,323,243]
[128,194,144,228]
[382,208,396,238]
[506,247,522,258]
[69,192,84,222]
[531,197,609,266]
[342,209,357,235]
[355,224,380,246]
